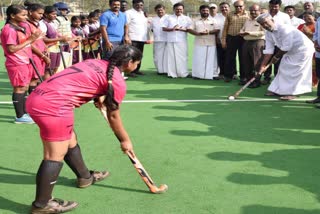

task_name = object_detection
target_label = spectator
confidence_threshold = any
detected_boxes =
[162,3,192,78]
[306,16,320,105]
[126,0,148,77]
[257,13,314,101]
[189,5,220,79]
[239,4,265,88]
[120,0,128,12]
[298,2,320,20]
[284,5,305,28]
[298,12,317,87]
[150,4,169,75]
[210,2,229,79]
[221,0,249,83]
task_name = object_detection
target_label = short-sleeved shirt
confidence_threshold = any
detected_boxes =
[126,9,148,42]
[162,14,192,42]
[27,59,126,117]
[100,10,127,42]
[0,23,32,66]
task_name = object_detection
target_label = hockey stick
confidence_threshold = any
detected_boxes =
[29,58,43,82]
[228,62,272,100]
[98,105,168,194]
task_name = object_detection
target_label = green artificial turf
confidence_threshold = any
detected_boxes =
[1,20,320,213]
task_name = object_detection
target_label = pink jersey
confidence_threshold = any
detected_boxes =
[26,59,126,117]
[25,20,47,54]
[0,22,32,66]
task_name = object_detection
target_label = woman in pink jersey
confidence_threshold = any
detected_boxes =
[0,5,41,124]
[26,45,142,214]
[25,3,52,85]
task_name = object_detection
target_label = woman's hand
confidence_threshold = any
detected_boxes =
[120,140,133,154]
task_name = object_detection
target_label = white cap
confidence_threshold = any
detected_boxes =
[209,3,218,8]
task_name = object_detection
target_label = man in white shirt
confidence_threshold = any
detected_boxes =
[257,13,314,100]
[126,0,148,76]
[150,4,168,75]
[262,0,291,84]
[189,5,220,79]
[284,5,305,28]
[162,3,192,78]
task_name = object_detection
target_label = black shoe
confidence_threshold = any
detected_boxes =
[238,79,247,85]
[261,78,271,85]
[224,77,232,83]
[128,73,137,78]
[213,77,220,80]
[134,71,145,75]
[248,80,261,88]
[306,97,320,104]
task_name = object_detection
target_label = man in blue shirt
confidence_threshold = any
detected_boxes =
[100,0,130,59]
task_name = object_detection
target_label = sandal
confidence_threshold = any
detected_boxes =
[77,170,110,188]
[264,91,279,96]
[279,95,297,101]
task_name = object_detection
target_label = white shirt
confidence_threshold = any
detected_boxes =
[211,13,225,39]
[269,11,291,25]
[162,14,192,42]
[263,23,314,55]
[151,14,169,42]
[126,9,148,41]
[290,16,305,28]
[314,17,320,58]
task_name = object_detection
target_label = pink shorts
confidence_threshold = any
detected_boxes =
[30,114,74,142]
[6,64,33,87]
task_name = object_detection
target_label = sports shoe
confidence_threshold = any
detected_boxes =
[31,198,78,214]
[14,114,34,124]
[77,170,110,188]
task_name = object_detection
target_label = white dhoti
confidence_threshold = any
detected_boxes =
[192,45,219,79]
[164,42,189,78]
[268,49,313,95]
[153,42,167,74]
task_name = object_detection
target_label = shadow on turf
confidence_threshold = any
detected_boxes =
[153,101,320,146]
[207,148,320,203]
[242,205,320,214]
[0,196,30,214]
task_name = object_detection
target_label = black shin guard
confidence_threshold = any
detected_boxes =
[64,144,91,179]
[33,160,63,208]
[12,93,25,118]
[28,85,37,95]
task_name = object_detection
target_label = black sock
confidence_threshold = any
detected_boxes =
[12,93,25,118]
[64,144,91,179]
[33,160,63,208]
[28,85,37,95]
[24,91,28,114]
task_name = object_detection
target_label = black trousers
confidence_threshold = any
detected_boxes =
[131,41,145,73]
[216,43,226,76]
[224,35,245,79]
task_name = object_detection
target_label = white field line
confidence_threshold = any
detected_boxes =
[0,97,310,105]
